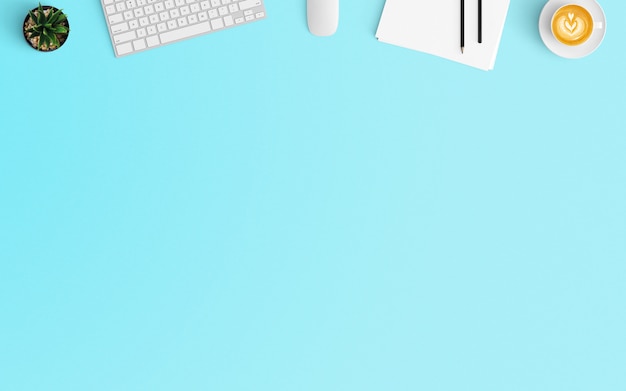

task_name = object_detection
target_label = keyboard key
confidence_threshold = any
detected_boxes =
[147,35,160,46]
[105,5,116,14]
[255,12,264,18]
[210,17,224,29]
[109,13,124,24]
[111,22,128,34]
[223,15,233,26]
[113,30,137,43]
[160,21,211,43]
[133,38,147,50]
[238,0,261,10]
[116,42,133,55]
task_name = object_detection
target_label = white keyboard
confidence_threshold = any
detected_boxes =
[100,0,266,57]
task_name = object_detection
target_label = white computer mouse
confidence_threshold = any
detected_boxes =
[307,0,339,37]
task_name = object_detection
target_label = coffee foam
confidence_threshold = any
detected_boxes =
[552,5,593,46]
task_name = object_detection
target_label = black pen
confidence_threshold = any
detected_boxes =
[478,0,482,43]
[461,0,465,53]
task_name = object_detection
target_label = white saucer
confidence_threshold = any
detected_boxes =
[539,0,606,59]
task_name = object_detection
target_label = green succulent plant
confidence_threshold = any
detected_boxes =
[25,3,69,50]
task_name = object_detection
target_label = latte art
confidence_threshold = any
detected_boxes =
[552,5,593,46]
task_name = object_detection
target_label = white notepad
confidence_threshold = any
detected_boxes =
[376,0,510,71]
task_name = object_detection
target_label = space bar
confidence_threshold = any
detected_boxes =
[160,22,212,44]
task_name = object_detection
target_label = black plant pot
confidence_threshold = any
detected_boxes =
[23,5,70,52]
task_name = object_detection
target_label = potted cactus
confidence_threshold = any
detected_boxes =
[23,3,70,51]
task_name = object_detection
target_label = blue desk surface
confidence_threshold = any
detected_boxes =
[2,1,625,390]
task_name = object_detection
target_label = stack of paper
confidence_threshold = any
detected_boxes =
[376,0,511,71]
